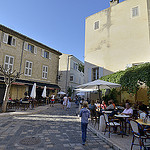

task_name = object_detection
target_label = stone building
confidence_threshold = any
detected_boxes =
[58,54,84,96]
[84,0,150,83]
[0,24,61,102]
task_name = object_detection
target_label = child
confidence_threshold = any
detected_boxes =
[79,101,90,145]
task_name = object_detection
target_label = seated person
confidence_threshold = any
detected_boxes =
[100,100,106,110]
[138,101,148,114]
[110,99,115,109]
[106,100,115,110]
[121,103,133,116]
[88,100,96,116]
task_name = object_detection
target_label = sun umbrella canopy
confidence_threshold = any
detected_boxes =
[77,92,85,96]
[57,91,66,95]
[30,83,36,98]
[76,79,121,90]
[42,86,46,98]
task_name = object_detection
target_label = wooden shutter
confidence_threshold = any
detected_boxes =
[3,33,8,44]
[41,49,44,57]
[34,46,37,54]
[49,52,51,59]
[24,42,28,51]
[11,37,16,46]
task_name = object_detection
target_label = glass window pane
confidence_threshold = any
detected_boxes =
[25,68,28,75]
[9,65,12,72]
[45,67,48,72]
[43,66,45,71]
[29,63,32,68]
[5,64,8,70]
[5,56,9,63]
[29,69,31,75]
[10,57,13,64]
[45,73,47,79]
[26,62,29,67]
[42,73,45,78]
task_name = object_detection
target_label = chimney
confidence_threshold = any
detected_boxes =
[110,0,119,7]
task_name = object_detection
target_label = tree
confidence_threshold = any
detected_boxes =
[0,65,22,112]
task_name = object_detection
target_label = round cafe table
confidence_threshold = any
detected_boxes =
[114,114,131,136]
[136,119,150,126]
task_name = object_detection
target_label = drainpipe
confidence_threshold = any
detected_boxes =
[19,37,27,73]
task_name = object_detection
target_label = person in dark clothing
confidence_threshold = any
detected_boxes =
[139,101,148,114]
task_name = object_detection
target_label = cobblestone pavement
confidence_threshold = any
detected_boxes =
[0,103,113,150]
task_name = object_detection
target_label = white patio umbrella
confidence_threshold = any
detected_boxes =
[30,83,36,98]
[42,86,47,98]
[77,79,121,90]
[76,79,121,101]
[57,91,66,95]
[77,92,85,96]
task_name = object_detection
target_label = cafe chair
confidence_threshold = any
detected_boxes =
[130,119,149,150]
[103,113,122,138]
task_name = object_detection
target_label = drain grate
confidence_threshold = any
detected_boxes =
[19,137,41,146]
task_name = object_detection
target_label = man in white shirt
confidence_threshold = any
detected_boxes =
[122,103,133,115]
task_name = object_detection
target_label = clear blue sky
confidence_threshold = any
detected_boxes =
[0,0,124,62]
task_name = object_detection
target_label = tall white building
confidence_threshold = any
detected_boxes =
[58,54,84,95]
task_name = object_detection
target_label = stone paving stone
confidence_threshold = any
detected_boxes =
[0,103,113,150]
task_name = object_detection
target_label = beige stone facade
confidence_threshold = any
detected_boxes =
[84,0,150,83]
[0,24,61,101]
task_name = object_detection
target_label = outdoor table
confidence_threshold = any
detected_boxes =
[136,119,150,126]
[114,114,131,136]
[102,111,112,114]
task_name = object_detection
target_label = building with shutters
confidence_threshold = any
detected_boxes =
[58,54,84,96]
[84,0,150,83]
[0,24,62,102]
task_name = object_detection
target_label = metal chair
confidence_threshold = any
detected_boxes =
[103,113,122,138]
[130,119,149,150]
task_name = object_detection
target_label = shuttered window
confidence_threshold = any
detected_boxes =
[41,49,51,60]
[24,60,33,76]
[94,21,99,30]
[132,6,139,18]
[42,65,48,79]
[4,55,14,72]
[24,42,37,54]
[3,33,16,46]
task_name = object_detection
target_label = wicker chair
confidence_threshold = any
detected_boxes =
[103,113,122,138]
[130,119,149,150]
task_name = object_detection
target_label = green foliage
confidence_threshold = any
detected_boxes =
[78,63,84,73]
[102,89,118,105]
[100,63,150,95]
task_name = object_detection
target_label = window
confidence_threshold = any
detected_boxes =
[92,67,99,80]
[24,42,37,54]
[3,33,16,46]
[73,62,78,70]
[131,6,139,18]
[70,75,74,81]
[41,49,51,59]
[94,21,99,30]
[4,55,14,72]
[24,60,32,76]
[42,65,48,79]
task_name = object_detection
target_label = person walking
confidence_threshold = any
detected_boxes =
[50,94,55,107]
[67,97,71,109]
[79,101,90,145]
[63,95,67,110]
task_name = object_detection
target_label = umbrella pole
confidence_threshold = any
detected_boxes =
[98,85,101,103]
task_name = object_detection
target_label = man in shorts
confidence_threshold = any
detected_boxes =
[50,94,55,107]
